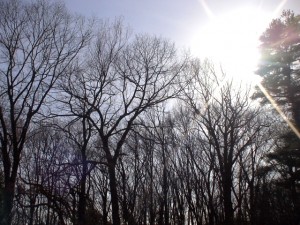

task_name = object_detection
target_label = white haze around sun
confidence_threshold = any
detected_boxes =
[189,6,274,84]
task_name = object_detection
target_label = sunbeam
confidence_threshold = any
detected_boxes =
[257,82,300,138]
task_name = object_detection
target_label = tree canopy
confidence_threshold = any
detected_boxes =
[253,10,300,225]
[253,10,300,131]
[0,1,299,225]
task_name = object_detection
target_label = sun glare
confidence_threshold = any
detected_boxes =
[190,6,273,84]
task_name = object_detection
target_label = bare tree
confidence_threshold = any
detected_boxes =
[183,60,269,225]
[17,124,76,225]
[59,20,187,225]
[0,0,91,224]
[171,104,222,225]
[139,106,173,225]
[64,120,96,225]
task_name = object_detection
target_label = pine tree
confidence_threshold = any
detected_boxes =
[253,10,300,131]
[253,10,300,225]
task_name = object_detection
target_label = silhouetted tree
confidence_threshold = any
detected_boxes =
[0,0,91,224]
[60,20,187,225]
[265,129,300,225]
[253,10,300,225]
[253,10,300,131]
[184,60,269,225]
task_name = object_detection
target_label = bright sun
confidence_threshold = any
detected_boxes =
[189,6,273,83]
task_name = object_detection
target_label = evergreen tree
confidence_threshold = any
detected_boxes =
[253,10,300,225]
[253,10,300,131]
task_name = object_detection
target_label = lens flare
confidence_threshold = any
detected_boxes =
[257,82,300,138]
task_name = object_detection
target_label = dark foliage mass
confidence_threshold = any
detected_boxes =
[252,9,300,225]
[0,1,299,225]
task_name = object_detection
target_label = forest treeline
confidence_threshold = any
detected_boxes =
[0,1,299,225]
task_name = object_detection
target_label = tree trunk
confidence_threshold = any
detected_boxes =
[28,196,36,225]
[108,163,121,225]
[1,179,15,225]
[77,158,87,225]
[102,192,108,225]
[223,170,234,225]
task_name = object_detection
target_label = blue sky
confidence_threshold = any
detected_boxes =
[63,0,300,80]
[63,0,299,45]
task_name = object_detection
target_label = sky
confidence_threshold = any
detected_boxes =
[63,0,300,81]
[63,0,299,44]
